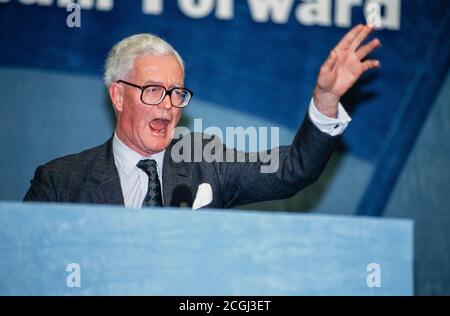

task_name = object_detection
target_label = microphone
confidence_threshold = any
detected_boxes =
[171,185,193,208]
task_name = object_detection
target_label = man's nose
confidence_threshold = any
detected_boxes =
[158,93,172,110]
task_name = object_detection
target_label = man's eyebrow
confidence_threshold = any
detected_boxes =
[143,80,184,88]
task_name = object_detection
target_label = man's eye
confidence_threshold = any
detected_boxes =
[174,89,187,97]
[147,87,161,93]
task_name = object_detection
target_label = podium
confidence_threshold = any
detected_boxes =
[0,202,413,295]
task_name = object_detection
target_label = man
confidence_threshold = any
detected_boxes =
[24,25,381,209]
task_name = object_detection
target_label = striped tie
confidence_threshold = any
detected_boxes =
[136,159,163,207]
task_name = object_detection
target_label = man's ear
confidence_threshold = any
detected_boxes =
[109,82,123,112]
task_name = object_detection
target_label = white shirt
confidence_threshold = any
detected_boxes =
[113,133,165,208]
[308,98,351,136]
[113,98,351,208]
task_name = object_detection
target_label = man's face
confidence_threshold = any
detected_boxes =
[112,54,184,156]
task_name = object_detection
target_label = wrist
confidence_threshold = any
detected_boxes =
[313,87,339,118]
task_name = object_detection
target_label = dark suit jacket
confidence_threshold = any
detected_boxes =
[23,115,340,209]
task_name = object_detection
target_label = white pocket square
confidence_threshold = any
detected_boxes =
[192,183,213,210]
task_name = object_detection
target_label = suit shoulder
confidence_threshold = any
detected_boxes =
[39,140,110,174]
[25,140,112,202]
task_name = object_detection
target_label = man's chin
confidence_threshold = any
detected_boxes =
[143,139,171,155]
[142,126,175,154]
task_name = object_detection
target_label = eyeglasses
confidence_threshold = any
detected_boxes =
[117,80,193,108]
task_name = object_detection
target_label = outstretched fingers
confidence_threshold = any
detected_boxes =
[335,24,364,51]
[350,25,375,51]
[362,59,381,71]
[356,38,381,60]
[321,50,338,72]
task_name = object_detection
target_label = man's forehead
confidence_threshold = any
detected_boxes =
[133,54,183,71]
[131,54,184,83]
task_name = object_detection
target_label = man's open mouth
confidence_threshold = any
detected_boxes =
[149,118,170,133]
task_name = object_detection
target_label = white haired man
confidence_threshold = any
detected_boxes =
[24,25,381,209]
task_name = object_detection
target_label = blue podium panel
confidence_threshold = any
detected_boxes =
[0,202,413,295]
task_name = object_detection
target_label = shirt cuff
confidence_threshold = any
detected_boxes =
[308,98,352,136]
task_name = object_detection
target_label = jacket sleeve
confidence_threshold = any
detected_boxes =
[216,114,341,208]
[23,165,57,202]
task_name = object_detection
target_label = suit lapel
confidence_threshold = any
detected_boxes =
[162,141,194,207]
[87,136,194,207]
[89,137,125,205]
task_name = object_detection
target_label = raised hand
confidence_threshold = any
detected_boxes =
[313,24,381,118]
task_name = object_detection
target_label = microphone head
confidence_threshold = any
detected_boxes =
[171,185,193,208]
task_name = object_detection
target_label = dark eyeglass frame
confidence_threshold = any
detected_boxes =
[116,79,193,108]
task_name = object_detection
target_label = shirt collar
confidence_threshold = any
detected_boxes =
[112,132,165,176]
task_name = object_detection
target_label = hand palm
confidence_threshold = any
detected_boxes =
[318,50,364,96]
[313,24,381,117]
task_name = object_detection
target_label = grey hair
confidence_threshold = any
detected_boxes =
[103,33,185,86]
